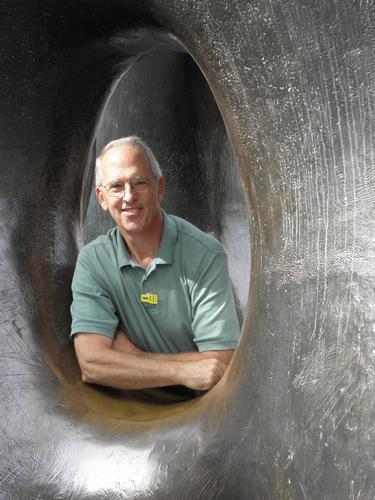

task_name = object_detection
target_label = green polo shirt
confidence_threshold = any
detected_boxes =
[70,212,240,353]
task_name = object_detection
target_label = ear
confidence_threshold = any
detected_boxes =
[157,176,165,203]
[95,185,109,211]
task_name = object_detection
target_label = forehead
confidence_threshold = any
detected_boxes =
[101,145,151,180]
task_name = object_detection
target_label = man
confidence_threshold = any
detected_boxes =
[71,136,240,392]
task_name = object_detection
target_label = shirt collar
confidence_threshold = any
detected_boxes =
[155,211,177,265]
[116,210,177,269]
[116,228,133,268]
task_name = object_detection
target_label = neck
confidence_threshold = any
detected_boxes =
[120,210,164,268]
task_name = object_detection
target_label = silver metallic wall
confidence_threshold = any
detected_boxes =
[1,1,375,498]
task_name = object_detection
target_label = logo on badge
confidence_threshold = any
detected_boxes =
[140,293,158,305]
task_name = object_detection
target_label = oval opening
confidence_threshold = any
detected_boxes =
[74,48,250,419]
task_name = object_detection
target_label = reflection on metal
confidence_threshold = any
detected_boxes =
[1,0,375,498]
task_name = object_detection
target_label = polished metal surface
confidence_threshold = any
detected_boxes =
[1,1,375,498]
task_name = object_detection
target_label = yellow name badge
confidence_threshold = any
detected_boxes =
[140,292,158,305]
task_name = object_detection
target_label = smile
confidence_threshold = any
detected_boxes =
[121,207,141,214]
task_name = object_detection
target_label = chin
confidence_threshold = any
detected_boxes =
[121,223,144,234]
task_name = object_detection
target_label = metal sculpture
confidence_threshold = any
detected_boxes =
[1,1,374,498]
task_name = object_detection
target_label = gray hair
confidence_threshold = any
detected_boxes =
[95,136,163,186]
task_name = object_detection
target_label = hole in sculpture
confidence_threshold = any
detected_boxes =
[80,50,250,403]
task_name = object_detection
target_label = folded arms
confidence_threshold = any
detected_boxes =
[74,329,234,391]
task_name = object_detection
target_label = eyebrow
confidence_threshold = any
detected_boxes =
[107,177,123,184]
[106,175,149,184]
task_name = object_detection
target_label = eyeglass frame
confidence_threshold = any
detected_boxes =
[100,175,158,199]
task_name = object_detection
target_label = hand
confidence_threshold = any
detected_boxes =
[179,358,227,391]
[112,329,142,355]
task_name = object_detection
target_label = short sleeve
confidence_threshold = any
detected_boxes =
[190,251,240,351]
[70,251,118,338]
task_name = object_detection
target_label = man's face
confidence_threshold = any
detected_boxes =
[96,145,165,239]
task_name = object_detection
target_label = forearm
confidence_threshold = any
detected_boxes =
[75,333,227,391]
[79,348,183,390]
[135,349,234,366]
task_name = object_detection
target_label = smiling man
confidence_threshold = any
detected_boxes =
[71,136,240,392]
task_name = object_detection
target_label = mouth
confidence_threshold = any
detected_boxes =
[121,206,141,215]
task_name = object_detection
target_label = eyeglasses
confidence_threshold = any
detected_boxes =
[101,176,155,198]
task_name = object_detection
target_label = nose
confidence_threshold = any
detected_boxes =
[121,182,136,202]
